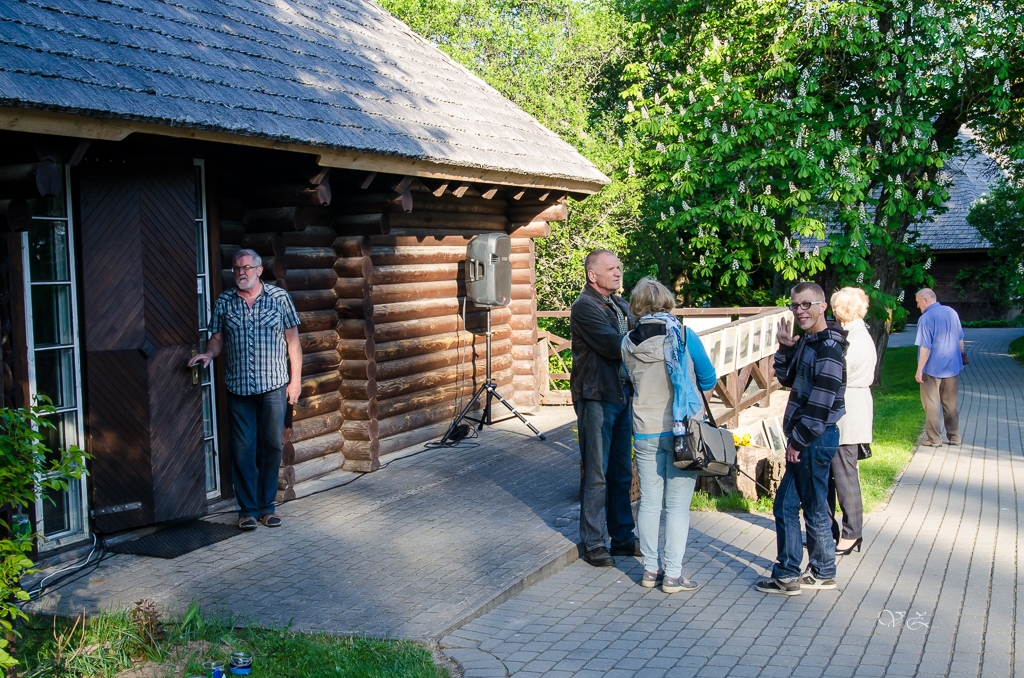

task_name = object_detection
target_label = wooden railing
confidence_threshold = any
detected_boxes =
[537,306,794,428]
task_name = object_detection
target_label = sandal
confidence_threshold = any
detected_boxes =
[258,513,282,528]
[238,516,257,531]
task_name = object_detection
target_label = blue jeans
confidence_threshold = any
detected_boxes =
[575,394,636,552]
[772,425,840,580]
[634,435,697,578]
[227,385,287,518]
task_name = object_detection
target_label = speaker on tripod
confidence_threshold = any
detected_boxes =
[440,233,546,444]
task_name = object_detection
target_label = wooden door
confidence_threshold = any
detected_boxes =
[79,155,205,533]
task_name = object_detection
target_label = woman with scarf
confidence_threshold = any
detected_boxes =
[621,278,718,593]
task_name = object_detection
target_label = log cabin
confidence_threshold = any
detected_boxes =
[0,0,608,554]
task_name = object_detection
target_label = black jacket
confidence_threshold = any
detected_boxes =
[570,285,633,403]
[773,322,848,452]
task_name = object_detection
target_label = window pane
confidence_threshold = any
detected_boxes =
[202,385,214,437]
[28,220,70,282]
[31,284,73,347]
[34,348,76,409]
[29,162,67,218]
[197,283,207,330]
[205,440,217,493]
[41,484,71,537]
[194,165,204,218]
[40,411,78,465]
[195,222,206,274]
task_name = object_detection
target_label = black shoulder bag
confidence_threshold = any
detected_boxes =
[673,390,737,477]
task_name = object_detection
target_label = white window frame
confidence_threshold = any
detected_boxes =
[24,166,90,551]
[194,159,222,499]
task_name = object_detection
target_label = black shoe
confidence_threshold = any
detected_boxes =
[610,540,641,557]
[836,538,863,556]
[583,546,614,567]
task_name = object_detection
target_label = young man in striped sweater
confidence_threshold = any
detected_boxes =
[757,282,849,595]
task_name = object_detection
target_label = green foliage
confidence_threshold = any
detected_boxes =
[18,603,446,678]
[965,177,1024,311]
[690,490,773,513]
[859,346,921,512]
[0,401,90,670]
[1010,335,1024,367]
[619,0,1021,323]
[380,0,644,310]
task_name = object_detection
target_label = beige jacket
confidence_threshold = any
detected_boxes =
[836,318,877,445]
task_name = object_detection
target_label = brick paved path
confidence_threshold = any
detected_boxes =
[25,408,584,640]
[442,328,1024,678]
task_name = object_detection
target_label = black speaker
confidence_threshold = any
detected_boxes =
[466,233,512,307]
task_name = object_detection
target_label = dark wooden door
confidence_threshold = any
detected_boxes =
[79,155,205,533]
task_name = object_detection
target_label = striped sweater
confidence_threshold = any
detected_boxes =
[773,323,849,452]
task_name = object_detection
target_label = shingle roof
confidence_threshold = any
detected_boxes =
[0,0,609,190]
[910,134,998,251]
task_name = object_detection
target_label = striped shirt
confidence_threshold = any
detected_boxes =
[209,283,300,396]
[773,324,848,452]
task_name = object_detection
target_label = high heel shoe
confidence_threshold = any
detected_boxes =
[835,538,863,556]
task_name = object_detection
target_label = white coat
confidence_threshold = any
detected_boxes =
[837,318,877,445]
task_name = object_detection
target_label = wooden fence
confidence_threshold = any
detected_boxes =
[537,306,794,428]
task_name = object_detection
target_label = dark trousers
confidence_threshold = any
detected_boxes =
[227,385,287,518]
[921,374,960,443]
[772,426,839,580]
[575,394,636,552]
[828,444,864,541]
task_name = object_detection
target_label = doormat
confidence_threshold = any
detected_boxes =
[107,520,243,559]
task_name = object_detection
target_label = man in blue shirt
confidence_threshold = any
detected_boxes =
[914,288,965,446]
[190,249,302,530]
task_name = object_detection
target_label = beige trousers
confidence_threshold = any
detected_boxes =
[920,374,960,443]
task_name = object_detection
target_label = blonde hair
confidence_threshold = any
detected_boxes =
[629,277,676,317]
[830,286,869,324]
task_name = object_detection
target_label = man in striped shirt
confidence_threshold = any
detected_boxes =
[757,282,848,596]
[190,249,302,531]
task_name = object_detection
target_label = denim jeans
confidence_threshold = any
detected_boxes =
[227,385,287,518]
[575,392,636,552]
[634,435,697,578]
[772,425,840,580]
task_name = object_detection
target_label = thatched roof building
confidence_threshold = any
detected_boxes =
[0,0,605,554]
[0,0,608,193]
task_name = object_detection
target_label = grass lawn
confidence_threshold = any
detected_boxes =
[691,344,922,514]
[1010,334,1024,368]
[15,602,446,678]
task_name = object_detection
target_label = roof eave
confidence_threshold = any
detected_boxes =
[0,106,610,195]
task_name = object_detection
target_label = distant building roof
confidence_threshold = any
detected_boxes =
[796,130,999,254]
[0,0,609,192]
[910,132,998,252]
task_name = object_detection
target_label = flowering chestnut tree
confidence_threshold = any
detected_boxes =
[622,0,1021,360]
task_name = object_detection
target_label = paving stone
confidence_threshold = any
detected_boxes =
[28,330,1024,678]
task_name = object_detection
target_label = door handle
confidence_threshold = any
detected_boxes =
[191,350,200,385]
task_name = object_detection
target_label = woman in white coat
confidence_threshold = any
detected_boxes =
[829,287,877,555]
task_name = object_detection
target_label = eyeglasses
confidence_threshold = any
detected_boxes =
[789,301,823,311]
[232,265,260,273]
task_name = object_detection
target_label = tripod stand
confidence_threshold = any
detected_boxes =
[440,307,546,444]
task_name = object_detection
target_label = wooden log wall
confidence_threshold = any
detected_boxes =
[218,206,345,501]
[215,164,561,486]
[335,186,517,472]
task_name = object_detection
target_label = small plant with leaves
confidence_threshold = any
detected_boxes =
[0,400,89,670]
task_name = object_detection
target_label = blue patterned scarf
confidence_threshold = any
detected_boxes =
[645,312,702,425]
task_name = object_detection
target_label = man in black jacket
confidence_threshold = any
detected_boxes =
[570,250,638,567]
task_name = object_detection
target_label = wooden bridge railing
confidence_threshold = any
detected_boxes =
[537,306,794,428]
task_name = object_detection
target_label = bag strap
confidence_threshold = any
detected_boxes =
[678,320,719,429]
[698,389,719,428]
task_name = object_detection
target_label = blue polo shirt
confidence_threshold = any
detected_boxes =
[915,302,964,378]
